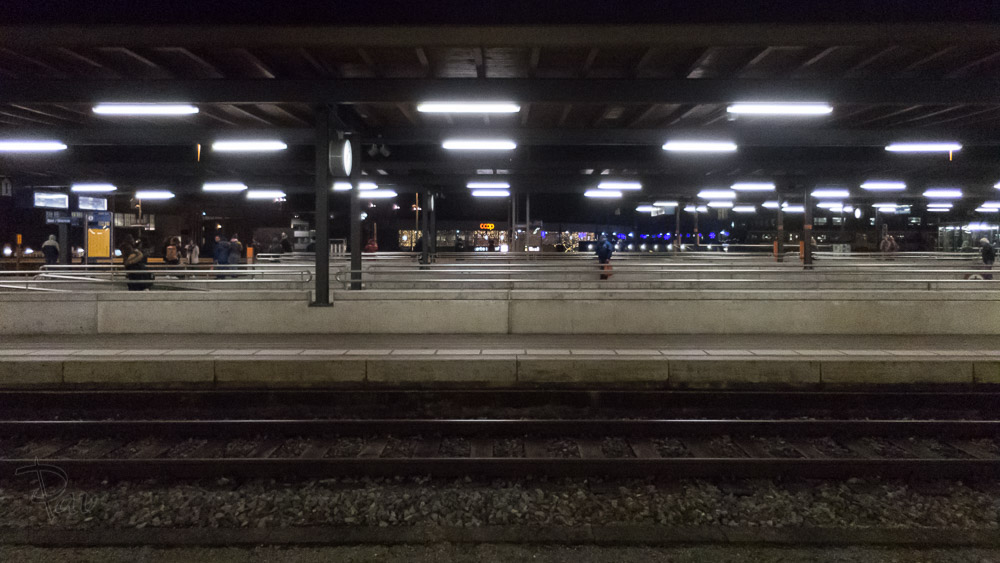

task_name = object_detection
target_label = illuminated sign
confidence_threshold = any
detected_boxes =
[33,192,69,209]
[480,223,495,230]
[78,196,108,211]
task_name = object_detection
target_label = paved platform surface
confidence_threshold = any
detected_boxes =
[1,335,998,388]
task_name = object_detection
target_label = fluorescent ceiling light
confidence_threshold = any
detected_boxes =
[598,181,642,191]
[212,140,287,152]
[885,142,962,153]
[635,205,656,212]
[923,188,963,198]
[732,205,757,213]
[817,201,844,209]
[653,200,678,207]
[861,181,906,191]
[585,189,622,199]
[697,189,737,199]
[927,203,953,210]
[995,182,1000,190]
[782,205,805,213]
[203,182,248,192]
[246,189,286,199]
[472,189,510,197]
[979,201,1000,209]
[762,201,780,209]
[727,102,832,115]
[363,190,398,199]
[467,181,511,189]
[812,188,850,198]
[417,102,520,113]
[0,140,67,152]
[333,181,378,191]
[662,141,738,152]
[135,190,175,200]
[71,183,116,193]
[707,201,733,208]
[93,103,198,115]
[442,139,517,150]
[975,207,997,213]
[731,182,775,192]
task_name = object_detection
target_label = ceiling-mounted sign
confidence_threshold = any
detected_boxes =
[78,196,108,211]
[0,177,11,197]
[480,223,496,230]
[328,139,353,177]
[33,192,68,209]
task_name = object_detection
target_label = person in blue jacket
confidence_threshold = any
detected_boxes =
[595,235,614,280]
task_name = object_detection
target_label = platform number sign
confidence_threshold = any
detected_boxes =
[0,177,11,197]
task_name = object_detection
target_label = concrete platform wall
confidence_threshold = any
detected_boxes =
[2,289,999,335]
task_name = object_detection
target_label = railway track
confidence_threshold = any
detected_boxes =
[2,418,999,480]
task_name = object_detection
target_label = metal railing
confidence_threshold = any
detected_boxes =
[0,264,312,292]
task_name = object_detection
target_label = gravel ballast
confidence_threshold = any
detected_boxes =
[0,477,997,531]
[3,545,1000,563]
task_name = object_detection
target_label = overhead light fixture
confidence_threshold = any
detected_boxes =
[707,201,733,208]
[697,189,737,199]
[442,139,517,150]
[683,205,708,213]
[467,181,510,189]
[212,140,288,152]
[472,189,510,197]
[762,201,781,209]
[861,181,906,191]
[92,103,199,115]
[662,141,738,152]
[417,102,520,113]
[927,203,953,211]
[333,181,378,191]
[816,201,844,209]
[732,205,757,213]
[731,182,775,192]
[979,201,1000,209]
[0,140,68,152]
[71,183,116,193]
[782,205,805,213]
[203,182,248,192]
[727,102,833,115]
[363,190,398,199]
[885,142,962,153]
[653,200,679,207]
[995,182,1000,190]
[635,205,656,212]
[923,188,963,198]
[812,188,850,198]
[585,189,622,199]
[135,190,175,200]
[246,189,286,199]
[598,181,642,191]
[975,207,998,213]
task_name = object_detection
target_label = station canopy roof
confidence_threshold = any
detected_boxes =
[1,18,1000,199]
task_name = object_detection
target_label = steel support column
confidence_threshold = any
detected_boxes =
[349,138,362,290]
[803,188,814,269]
[420,189,430,265]
[428,193,437,260]
[311,105,331,305]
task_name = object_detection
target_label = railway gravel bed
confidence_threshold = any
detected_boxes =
[3,545,1000,563]
[0,476,997,531]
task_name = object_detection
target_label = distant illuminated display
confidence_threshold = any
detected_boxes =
[479,223,495,230]
[33,192,68,209]
[78,196,108,211]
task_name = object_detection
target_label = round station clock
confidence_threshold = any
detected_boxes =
[329,139,353,177]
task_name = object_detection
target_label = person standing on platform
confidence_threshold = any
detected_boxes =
[41,235,59,265]
[185,239,200,266]
[596,235,614,280]
[306,237,316,253]
[279,232,293,254]
[213,235,230,279]
[981,238,995,280]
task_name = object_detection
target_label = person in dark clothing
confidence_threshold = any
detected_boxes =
[41,235,59,265]
[595,235,614,280]
[981,238,995,280]
[122,242,151,291]
[306,237,316,253]
[213,235,231,279]
[279,232,293,253]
